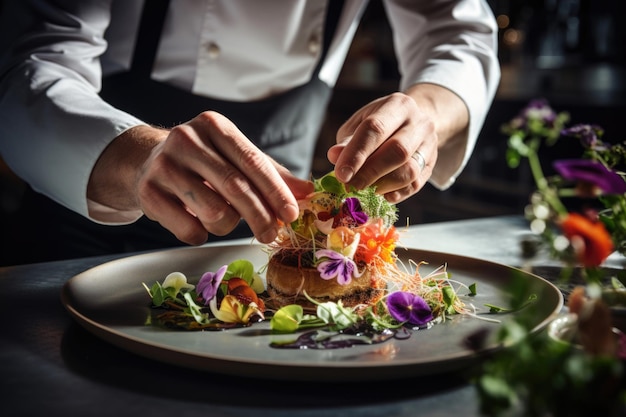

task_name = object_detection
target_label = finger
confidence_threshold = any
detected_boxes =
[326,141,347,166]
[272,161,315,199]
[138,160,241,244]
[333,93,414,185]
[383,181,420,204]
[339,116,435,203]
[192,113,300,222]
[411,150,426,172]
[373,150,433,197]
[372,137,436,196]
[140,183,210,246]
[334,117,395,186]
[176,176,244,236]
[184,113,296,242]
[144,121,274,243]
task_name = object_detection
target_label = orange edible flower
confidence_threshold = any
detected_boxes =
[560,213,614,267]
[355,219,398,265]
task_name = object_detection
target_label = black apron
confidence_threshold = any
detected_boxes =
[2,0,343,265]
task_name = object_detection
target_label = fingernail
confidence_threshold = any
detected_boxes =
[339,166,354,183]
[280,203,299,223]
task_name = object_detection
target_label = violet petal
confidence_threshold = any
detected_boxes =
[386,291,433,326]
[553,159,626,194]
[344,197,368,224]
[197,264,228,305]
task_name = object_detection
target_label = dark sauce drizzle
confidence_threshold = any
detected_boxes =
[270,323,426,349]
[151,306,430,350]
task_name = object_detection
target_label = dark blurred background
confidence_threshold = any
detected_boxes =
[1,0,625,234]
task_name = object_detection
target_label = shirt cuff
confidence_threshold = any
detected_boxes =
[87,198,144,225]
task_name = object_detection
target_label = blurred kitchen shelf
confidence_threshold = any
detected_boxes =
[498,63,626,107]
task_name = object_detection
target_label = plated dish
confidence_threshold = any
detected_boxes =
[61,243,563,381]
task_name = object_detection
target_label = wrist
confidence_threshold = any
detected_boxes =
[405,83,470,189]
[87,124,169,212]
[404,83,469,147]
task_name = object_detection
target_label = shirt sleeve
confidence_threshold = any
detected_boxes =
[383,0,501,189]
[0,0,146,224]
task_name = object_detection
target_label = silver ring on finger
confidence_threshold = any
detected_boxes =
[411,150,426,171]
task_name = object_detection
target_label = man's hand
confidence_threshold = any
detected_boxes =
[88,111,313,245]
[327,83,469,203]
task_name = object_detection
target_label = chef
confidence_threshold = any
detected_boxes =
[0,0,500,264]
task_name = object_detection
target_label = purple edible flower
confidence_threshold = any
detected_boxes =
[553,159,626,195]
[343,197,368,225]
[315,249,362,285]
[386,291,433,326]
[196,264,228,305]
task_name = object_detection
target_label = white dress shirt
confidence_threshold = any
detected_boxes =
[0,0,500,224]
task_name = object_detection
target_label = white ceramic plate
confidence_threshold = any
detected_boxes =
[61,244,563,381]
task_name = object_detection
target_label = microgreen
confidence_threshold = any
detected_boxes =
[441,286,458,315]
[183,292,211,324]
[270,304,325,333]
[484,294,537,314]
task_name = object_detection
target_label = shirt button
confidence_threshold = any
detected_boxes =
[308,32,321,55]
[206,42,220,59]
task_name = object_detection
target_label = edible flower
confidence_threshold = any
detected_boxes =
[316,246,362,285]
[386,291,433,326]
[356,219,398,265]
[316,227,362,285]
[337,197,368,226]
[560,212,614,267]
[271,171,402,288]
[326,226,359,255]
[196,264,227,305]
[161,271,195,298]
[209,295,263,324]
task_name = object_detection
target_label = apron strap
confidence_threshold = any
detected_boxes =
[131,0,171,77]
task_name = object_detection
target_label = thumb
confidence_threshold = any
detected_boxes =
[327,142,346,165]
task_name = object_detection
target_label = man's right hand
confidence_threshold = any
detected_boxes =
[88,111,313,245]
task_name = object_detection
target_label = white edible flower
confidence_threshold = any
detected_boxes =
[162,272,195,297]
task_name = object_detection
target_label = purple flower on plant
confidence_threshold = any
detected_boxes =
[561,124,606,150]
[553,159,626,195]
[197,264,228,305]
[386,291,433,326]
[343,197,368,225]
[315,249,362,285]
[521,98,557,126]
